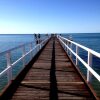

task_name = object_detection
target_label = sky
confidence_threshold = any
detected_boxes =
[0,0,100,34]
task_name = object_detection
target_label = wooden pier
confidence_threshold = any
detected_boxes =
[0,37,99,100]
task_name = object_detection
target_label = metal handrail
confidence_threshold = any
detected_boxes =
[57,35,100,82]
[0,36,50,86]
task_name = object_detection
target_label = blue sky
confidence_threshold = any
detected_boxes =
[0,0,100,34]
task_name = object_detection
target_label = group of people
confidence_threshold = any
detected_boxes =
[34,34,41,44]
[34,34,49,44]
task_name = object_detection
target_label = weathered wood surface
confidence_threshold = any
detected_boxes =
[9,37,97,100]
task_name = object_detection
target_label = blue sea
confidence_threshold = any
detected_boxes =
[62,33,100,53]
[62,33,100,73]
[0,33,100,95]
[0,34,35,52]
[63,33,100,96]
[0,33,100,52]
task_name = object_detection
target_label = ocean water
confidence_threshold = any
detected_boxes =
[0,33,100,95]
[0,34,35,52]
[0,34,47,91]
[62,33,100,96]
[62,33,100,72]
[62,33,100,53]
[0,34,36,91]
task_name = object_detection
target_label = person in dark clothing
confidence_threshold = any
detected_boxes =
[38,34,40,44]
[34,34,41,44]
[34,34,38,44]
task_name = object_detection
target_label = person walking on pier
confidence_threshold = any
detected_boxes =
[34,34,41,44]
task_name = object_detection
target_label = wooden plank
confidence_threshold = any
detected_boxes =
[11,38,98,100]
[21,81,84,84]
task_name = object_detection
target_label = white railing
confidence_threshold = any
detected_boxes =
[0,36,50,86]
[57,35,100,83]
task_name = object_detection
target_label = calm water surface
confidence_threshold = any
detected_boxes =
[0,33,100,95]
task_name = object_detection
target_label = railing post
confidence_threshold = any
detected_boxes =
[39,41,42,50]
[30,43,32,59]
[70,42,72,57]
[87,52,92,82]
[63,40,66,51]
[68,41,70,55]
[36,44,39,53]
[6,51,12,83]
[22,46,25,67]
[66,41,68,53]
[76,46,79,65]
[64,41,66,50]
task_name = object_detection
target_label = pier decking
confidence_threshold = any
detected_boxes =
[0,37,98,100]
